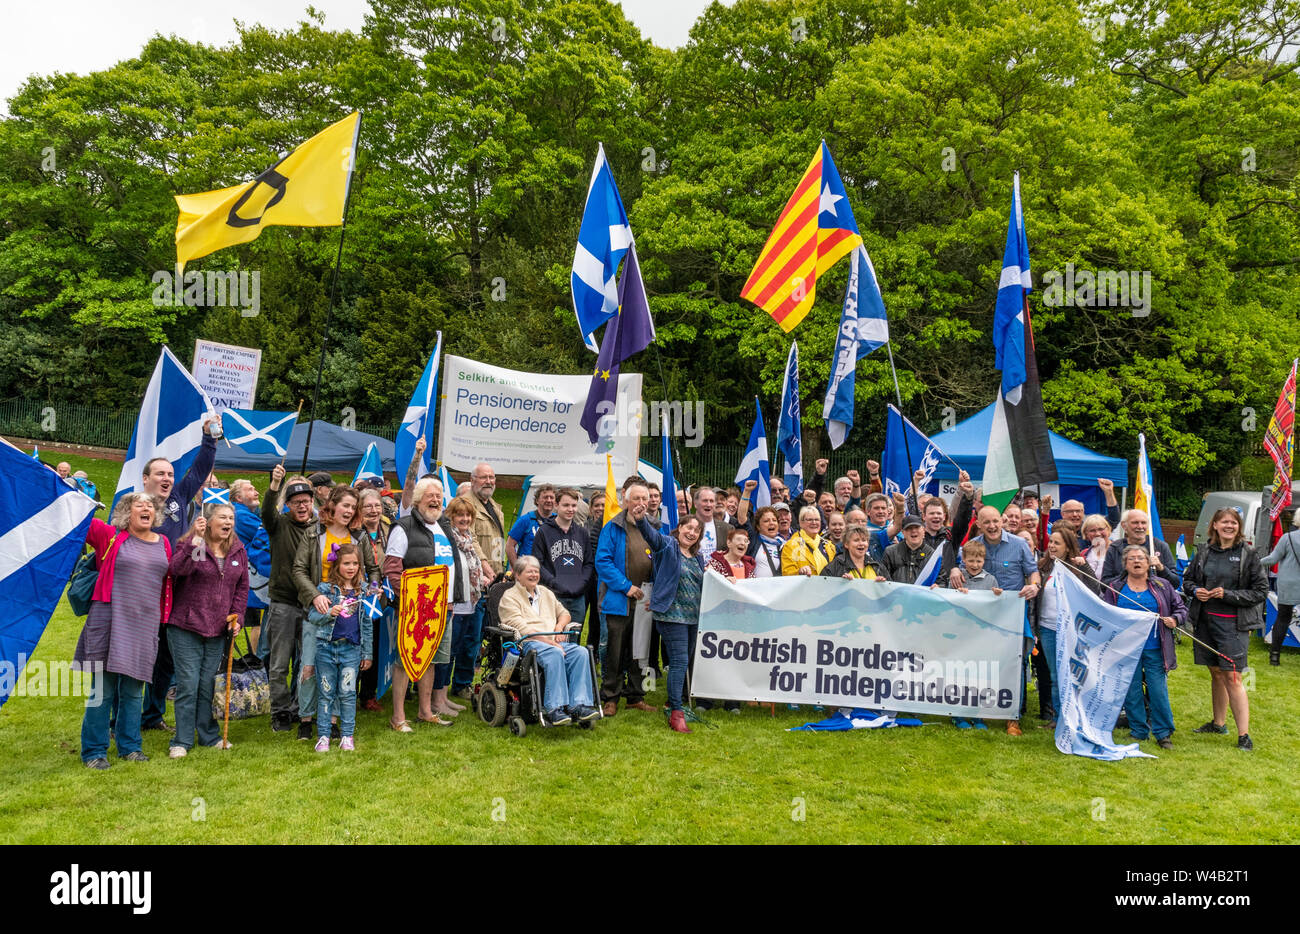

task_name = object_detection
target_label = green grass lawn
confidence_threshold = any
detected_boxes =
[3,595,1299,844]
[4,451,1298,843]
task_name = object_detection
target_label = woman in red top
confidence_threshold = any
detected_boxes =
[707,527,756,579]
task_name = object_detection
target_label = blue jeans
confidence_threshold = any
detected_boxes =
[1039,627,1059,719]
[656,619,697,711]
[598,611,608,668]
[1125,645,1174,740]
[141,626,173,726]
[300,620,319,720]
[525,640,593,711]
[557,595,586,633]
[82,671,143,761]
[316,639,361,738]
[449,602,485,691]
[167,626,225,750]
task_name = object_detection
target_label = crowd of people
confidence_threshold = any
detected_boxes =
[67,435,1282,767]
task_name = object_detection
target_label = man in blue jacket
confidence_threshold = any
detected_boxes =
[595,479,659,716]
[230,478,273,649]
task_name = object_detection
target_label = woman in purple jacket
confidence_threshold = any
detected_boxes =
[166,503,250,757]
[1104,545,1187,749]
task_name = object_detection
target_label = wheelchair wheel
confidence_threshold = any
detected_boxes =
[577,720,593,730]
[478,683,508,727]
[508,716,527,737]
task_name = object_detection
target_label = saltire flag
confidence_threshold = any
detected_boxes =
[175,112,359,270]
[579,242,654,446]
[604,454,619,525]
[571,143,635,351]
[789,708,923,731]
[882,404,944,502]
[823,245,889,448]
[361,593,383,621]
[915,541,946,588]
[115,346,215,511]
[1264,358,1297,521]
[735,399,772,510]
[982,173,1056,511]
[395,333,443,481]
[742,141,864,332]
[1132,433,1163,546]
[438,463,456,509]
[660,411,679,531]
[776,341,804,496]
[352,443,383,486]
[202,487,231,505]
[0,438,97,709]
[1048,562,1156,760]
[1175,534,1189,582]
[224,408,297,457]
[31,446,39,460]
[382,578,396,602]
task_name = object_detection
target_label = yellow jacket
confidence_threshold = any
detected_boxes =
[781,530,835,576]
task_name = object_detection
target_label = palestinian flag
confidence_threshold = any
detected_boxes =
[983,174,1057,512]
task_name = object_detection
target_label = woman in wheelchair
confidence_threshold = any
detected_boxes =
[496,556,601,725]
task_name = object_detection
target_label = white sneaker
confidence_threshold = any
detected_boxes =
[206,740,234,750]
[314,736,330,753]
[168,746,187,759]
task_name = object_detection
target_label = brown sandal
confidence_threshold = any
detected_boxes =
[389,718,414,733]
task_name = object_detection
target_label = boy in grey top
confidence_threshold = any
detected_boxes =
[950,540,1004,594]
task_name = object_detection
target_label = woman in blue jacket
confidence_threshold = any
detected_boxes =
[641,515,705,733]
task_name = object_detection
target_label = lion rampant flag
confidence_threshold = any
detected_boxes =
[740,141,863,331]
[397,564,450,683]
[1265,358,1298,521]
[174,111,360,269]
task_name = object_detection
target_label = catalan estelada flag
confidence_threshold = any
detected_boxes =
[741,141,863,331]
[175,111,360,269]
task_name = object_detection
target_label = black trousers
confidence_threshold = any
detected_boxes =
[600,613,646,704]
[1272,603,1295,654]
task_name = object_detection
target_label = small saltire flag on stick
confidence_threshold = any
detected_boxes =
[175,112,360,270]
[741,141,863,332]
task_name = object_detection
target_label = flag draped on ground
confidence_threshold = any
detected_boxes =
[1132,433,1163,545]
[0,439,97,709]
[395,333,443,481]
[735,399,772,509]
[983,173,1057,511]
[1049,563,1155,760]
[882,404,944,501]
[352,443,383,486]
[823,245,889,448]
[1265,358,1297,521]
[789,708,923,731]
[175,111,359,269]
[776,341,804,497]
[742,141,863,332]
[115,346,214,510]
[580,242,654,446]
[223,408,297,457]
[571,143,634,351]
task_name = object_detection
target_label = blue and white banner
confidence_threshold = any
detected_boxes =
[0,438,97,709]
[115,346,214,510]
[823,245,889,449]
[694,573,1024,717]
[776,341,804,497]
[1049,563,1156,759]
[224,408,297,457]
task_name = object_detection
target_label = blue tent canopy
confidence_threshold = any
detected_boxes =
[930,403,1128,487]
[214,420,397,474]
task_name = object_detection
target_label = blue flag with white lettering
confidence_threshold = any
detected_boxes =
[882,405,945,502]
[777,341,804,497]
[823,245,889,448]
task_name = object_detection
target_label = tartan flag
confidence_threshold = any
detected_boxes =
[1265,359,1297,521]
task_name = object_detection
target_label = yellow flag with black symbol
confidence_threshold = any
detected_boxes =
[175,111,360,269]
[604,454,619,525]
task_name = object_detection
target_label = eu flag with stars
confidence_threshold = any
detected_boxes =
[579,242,655,447]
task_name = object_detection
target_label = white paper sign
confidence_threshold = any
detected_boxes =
[192,339,261,410]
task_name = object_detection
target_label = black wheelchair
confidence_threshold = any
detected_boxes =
[471,579,602,737]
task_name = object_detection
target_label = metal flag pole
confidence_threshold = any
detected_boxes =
[300,113,362,475]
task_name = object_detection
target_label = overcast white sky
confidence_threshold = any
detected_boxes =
[2,0,722,113]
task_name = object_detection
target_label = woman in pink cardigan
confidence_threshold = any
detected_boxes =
[73,492,173,770]
[166,503,249,757]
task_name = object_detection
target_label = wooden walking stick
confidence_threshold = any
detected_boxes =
[222,614,239,748]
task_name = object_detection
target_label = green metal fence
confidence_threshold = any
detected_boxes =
[0,397,138,449]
